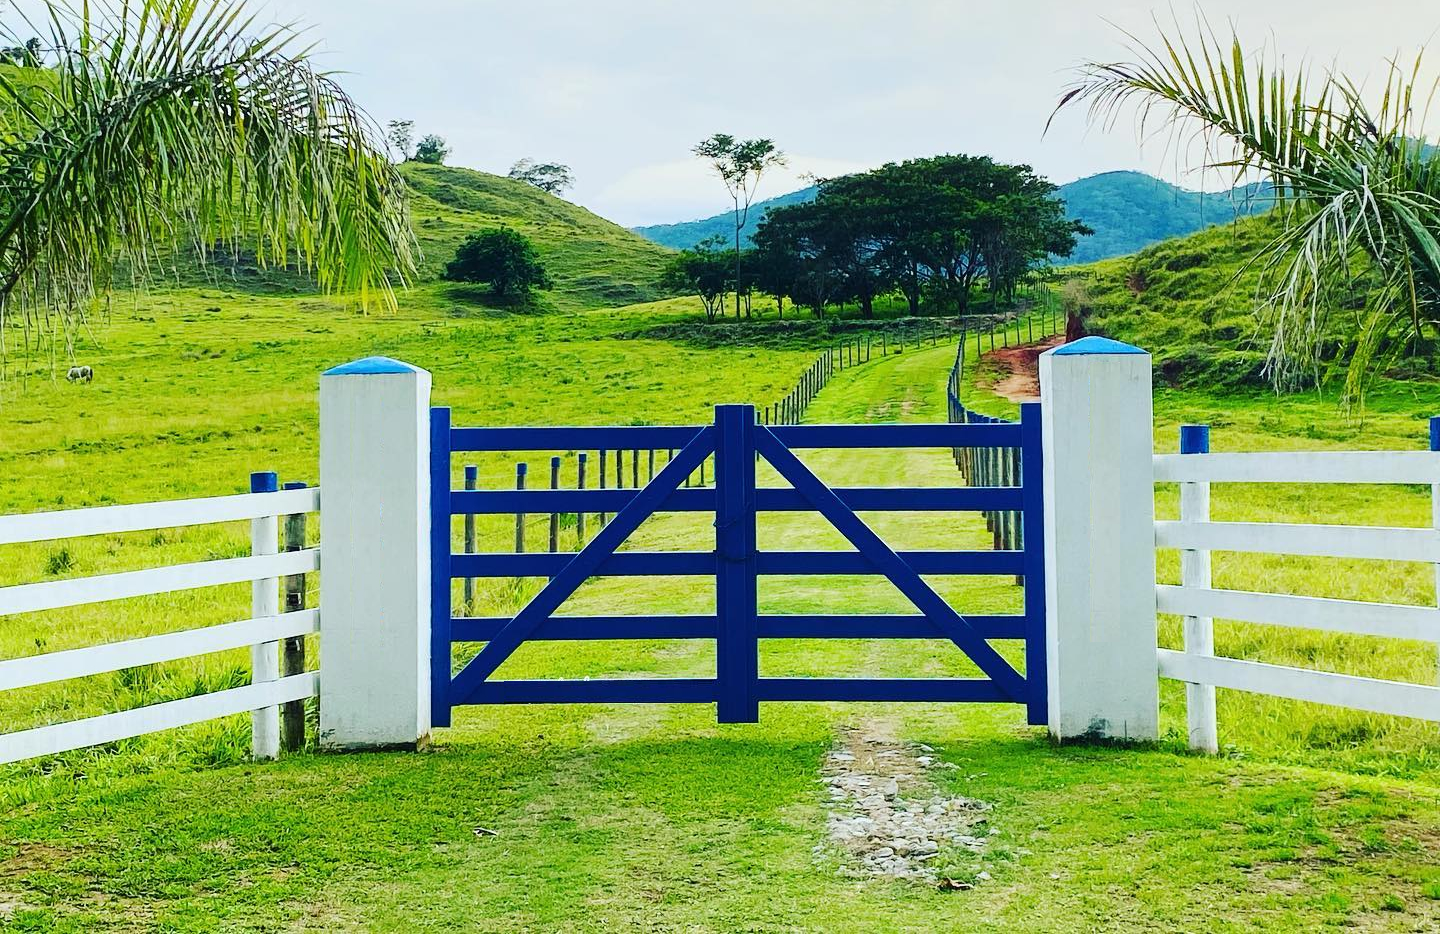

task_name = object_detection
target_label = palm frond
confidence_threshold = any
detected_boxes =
[1053,17,1440,407]
[0,0,417,366]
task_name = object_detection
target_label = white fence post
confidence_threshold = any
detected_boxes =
[1432,416,1440,685]
[249,471,281,760]
[319,357,433,750]
[1179,425,1218,753]
[1038,336,1158,742]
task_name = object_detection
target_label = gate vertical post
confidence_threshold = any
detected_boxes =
[1038,337,1157,743]
[715,404,758,723]
[1018,403,1047,725]
[319,357,434,750]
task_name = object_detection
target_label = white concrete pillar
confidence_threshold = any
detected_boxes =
[319,357,433,750]
[1038,337,1158,742]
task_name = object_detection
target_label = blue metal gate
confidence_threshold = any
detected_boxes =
[429,403,1046,726]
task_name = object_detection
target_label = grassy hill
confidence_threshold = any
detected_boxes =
[1061,213,1408,393]
[162,163,675,313]
[1063,215,1283,388]
[401,164,673,309]
[631,170,1272,265]
[1059,171,1272,264]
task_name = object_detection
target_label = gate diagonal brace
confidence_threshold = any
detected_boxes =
[447,426,717,704]
[753,426,1028,701]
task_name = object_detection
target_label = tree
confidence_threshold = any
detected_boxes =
[414,134,450,165]
[0,0,416,360]
[753,205,842,319]
[0,38,41,67]
[693,134,786,319]
[1053,22,1440,404]
[443,228,552,299]
[509,158,575,196]
[745,242,800,320]
[386,120,415,161]
[660,236,731,322]
[751,155,1083,318]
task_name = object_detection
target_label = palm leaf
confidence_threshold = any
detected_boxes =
[1053,20,1439,407]
[0,0,417,367]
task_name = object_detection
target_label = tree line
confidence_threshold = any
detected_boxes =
[663,154,1090,321]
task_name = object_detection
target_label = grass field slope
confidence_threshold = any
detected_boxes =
[401,164,674,309]
[157,163,674,313]
[1060,211,1433,398]
[4,321,1440,930]
[4,168,1440,930]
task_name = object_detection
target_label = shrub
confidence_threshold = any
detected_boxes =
[443,228,553,300]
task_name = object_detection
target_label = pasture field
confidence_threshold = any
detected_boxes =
[2,289,1440,930]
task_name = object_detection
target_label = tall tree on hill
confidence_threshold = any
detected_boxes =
[509,159,575,196]
[693,134,785,319]
[414,134,450,165]
[0,0,416,363]
[1053,22,1440,405]
[386,120,415,161]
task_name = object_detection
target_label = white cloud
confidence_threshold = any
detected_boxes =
[593,154,878,227]
[259,0,1432,225]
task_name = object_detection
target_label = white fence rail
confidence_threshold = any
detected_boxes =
[1155,441,1440,753]
[0,483,319,765]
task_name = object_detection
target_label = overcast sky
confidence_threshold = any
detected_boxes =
[264,0,1425,227]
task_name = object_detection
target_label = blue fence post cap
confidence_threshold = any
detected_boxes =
[1051,336,1147,356]
[322,356,424,376]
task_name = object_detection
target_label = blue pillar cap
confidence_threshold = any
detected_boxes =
[322,356,423,376]
[1051,336,1147,356]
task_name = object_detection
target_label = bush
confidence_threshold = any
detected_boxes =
[443,228,553,300]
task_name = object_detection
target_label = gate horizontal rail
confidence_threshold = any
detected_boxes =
[451,549,1025,577]
[451,486,1025,513]
[450,613,1028,641]
[448,422,1022,452]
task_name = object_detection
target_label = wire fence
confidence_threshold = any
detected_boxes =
[947,292,1063,555]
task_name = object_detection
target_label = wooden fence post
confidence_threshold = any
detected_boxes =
[281,481,308,752]
[577,452,588,546]
[549,456,561,554]
[1180,424,1217,753]
[249,470,280,761]
[631,448,639,488]
[599,449,609,525]
[515,462,527,553]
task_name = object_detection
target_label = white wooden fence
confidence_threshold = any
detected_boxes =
[1153,448,1440,752]
[0,484,320,765]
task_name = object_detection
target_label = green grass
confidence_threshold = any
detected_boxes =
[135,162,677,314]
[400,164,676,310]
[4,289,1440,929]
[1058,213,1436,393]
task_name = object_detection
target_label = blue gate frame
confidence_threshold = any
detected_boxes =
[429,403,1046,726]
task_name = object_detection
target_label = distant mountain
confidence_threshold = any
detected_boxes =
[631,170,1273,265]
[632,186,819,250]
[1060,171,1272,264]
